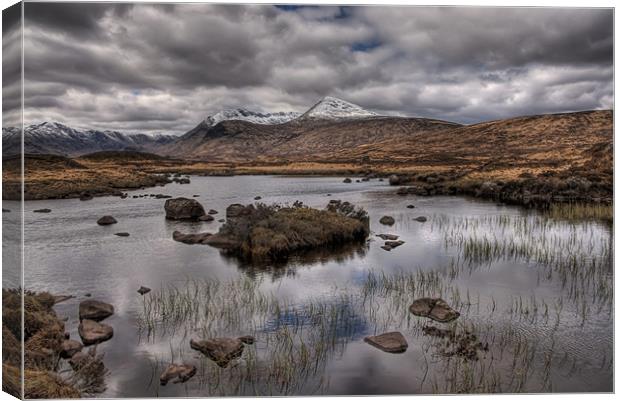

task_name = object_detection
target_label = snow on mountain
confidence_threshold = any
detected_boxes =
[300,96,379,120]
[2,122,176,156]
[204,108,301,127]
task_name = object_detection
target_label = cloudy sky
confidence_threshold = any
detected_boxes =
[2,3,613,134]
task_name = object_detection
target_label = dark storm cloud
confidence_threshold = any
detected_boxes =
[14,4,614,134]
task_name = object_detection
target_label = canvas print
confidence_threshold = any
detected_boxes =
[1,1,614,398]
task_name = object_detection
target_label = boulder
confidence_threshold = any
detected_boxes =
[79,192,93,201]
[379,216,395,226]
[79,300,114,321]
[160,363,197,385]
[137,286,151,295]
[33,208,51,213]
[115,232,130,237]
[364,332,408,353]
[409,298,460,323]
[60,340,83,359]
[199,214,214,222]
[190,337,246,367]
[172,231,213,245]
[97,216,117,225]
[414,216,427,222]
[78,319,114,345]
[388,175,401,185]
[164,198,206,220]
[343,178,352,183]
[376,234,399,241]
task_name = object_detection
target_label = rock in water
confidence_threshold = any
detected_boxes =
[60,340,83,359]
[160,363,197,385]
[137,286,151,295]
[115,232,130,237]
[388,175,401,185]
[199,214,214,222]
[97,216,117,225]
[384,240,405,250]
[406,204,415,209]
[164,197,206,220]
[343,178,352,183]
[2,208,10,213]
[376,234,399,240]
[414,216,428,222]
[79,300,114,321]
[79,192,93,201]
[208,209,218,215]
[254,196,262,200]
[172,231,213,244]
[364,332,408,353]
[33,208,51,213]
[379,216,395,225]
[190,337,246,367]
[78,319,114,345]
[409,298,460,323]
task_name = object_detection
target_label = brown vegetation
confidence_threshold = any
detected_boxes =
[205,201,370,260]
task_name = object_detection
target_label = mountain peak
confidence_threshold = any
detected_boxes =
[301,96,378,120]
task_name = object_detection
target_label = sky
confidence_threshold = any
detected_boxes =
[2,3,614,135]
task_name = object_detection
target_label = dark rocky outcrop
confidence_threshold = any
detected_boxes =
[409,298,460,323]
[78,300,114,321]
[164,197,206,220]
[364,332,408,353]
[97,216,117,225]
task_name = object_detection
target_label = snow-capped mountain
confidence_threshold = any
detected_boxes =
[300,96,379,120]
[2,122,176,156]
[203,109,301,127]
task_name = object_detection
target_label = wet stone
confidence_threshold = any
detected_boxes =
[364,332,408,353]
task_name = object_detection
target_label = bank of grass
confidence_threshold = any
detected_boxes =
[213,202,370,260]
[2,289,82,398]
[546,202,613,223]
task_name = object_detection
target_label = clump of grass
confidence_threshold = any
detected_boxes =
[547,202,612,223]
[2,288,87,398]
[212,202,369,260]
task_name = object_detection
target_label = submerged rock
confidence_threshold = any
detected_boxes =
[164,197,206,220]
[137,286,151,295]
[190,337,247,367]
[379,216,395,226]
[409,298,460,323]
[97,216,117,226]
[160,363,197,385]
[406,204,415,209]
[155,194,172,199]
[364,331,408,353]
[382,240,405,251]
[79,300,114,321]
[172,230,213,245]
[33,208,52,213]
[208,209,218,215]
[254,196,262,200]
[60,340,83,359]
[414,216,428,222]
[114,232,130,237]
[376,234,399,241]
[78,319,114,345]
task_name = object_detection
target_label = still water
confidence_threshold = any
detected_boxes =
[4,175,613,396]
